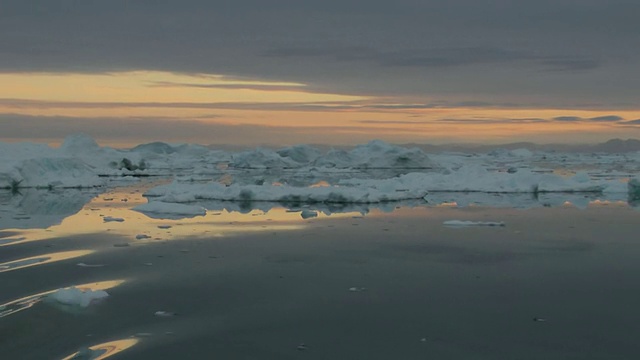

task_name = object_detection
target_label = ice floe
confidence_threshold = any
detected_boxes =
[443,220,505,227]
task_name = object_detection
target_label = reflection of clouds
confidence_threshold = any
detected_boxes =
[0,250,93,273]
[60,338,139,360]
[2,180,638,249]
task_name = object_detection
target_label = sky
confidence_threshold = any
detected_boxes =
[1,0,639,147]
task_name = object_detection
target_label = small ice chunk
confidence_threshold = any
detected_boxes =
[300,210,318,219]
[76,263,105,268]
[135,234,151,240]
[113,243,130,247]
[103,216,125,222]
[154,311,176,317]
[297,343,308,351]
[157,225,172,229]
[443,220,505,227]
[533,317,547,322]
[49,287,109,307]
[348,287,366,292]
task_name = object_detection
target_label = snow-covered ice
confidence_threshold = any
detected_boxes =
[2,134,640,214]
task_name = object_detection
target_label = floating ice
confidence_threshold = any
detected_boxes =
[154,310,176,317]
[103,216,125,222]
[76,263,105,268]
[443,220,505,227]
[48,287,109,307]
[348,287,367,292]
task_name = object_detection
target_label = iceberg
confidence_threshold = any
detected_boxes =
[1,134,638,212]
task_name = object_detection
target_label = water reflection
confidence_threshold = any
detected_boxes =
[0,187,332,247]
[0,250,94,272]
[60,338,139,360]
[0,279,125,318]
[0,181,637,248]
[0,188,99,229]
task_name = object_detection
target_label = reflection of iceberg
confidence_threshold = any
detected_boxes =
[182,199,425,216]
[0,189,99,229]
[145,188,633,215]
[425,191,622,209]
[628,179,640,207]
[132,201,206,219]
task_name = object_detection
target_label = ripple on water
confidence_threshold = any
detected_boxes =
[0,250,94,273]
[60,338,139,360]
[0,279,125,318]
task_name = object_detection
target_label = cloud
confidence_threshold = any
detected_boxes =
[553,116,582,122]
[538,58,600,72]
[589,115,624,122]
[264,46,601,72]
[0,113,422,146]
[0,98,362,112]
[148,81,310,92]
[436,118,548,124]
[356,120,428,125]
[620,119,640,126]
[553,115,624,122]
[0,0,638,108]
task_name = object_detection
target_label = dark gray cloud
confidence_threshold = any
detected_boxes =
[264,46,600,72]
[553,116,583,122]
[620,119,640,126]
[589,115,624,122]
[0,0,639,107]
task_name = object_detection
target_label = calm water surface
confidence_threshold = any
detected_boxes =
[1,184,640,359]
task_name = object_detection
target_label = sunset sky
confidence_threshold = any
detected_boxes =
[1,0,639,147]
